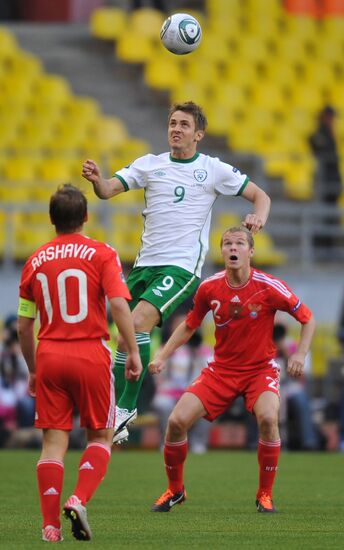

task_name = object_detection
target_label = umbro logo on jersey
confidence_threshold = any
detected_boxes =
[152,289,163,297]
[79,461,94,471]
[153,170,166,177]
[231,295,241,303]
[43,487,59,496]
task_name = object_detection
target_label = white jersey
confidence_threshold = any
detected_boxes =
[115,152,249,277]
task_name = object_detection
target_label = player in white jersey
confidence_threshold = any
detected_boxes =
[82,101,271,444]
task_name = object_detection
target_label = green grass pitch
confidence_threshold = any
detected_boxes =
[0,449,342,549]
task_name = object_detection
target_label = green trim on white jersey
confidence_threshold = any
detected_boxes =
[238,176,250,195]
[115,173,129,191]
[169,152,200,163]
[115,152,249,277]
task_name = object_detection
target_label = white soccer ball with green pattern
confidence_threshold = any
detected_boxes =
[160,13,202,55]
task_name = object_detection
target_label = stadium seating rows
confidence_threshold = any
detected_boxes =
[90,2,344,203]
[0,18,284,265]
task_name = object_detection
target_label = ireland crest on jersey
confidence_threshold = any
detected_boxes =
[194,169,207,183]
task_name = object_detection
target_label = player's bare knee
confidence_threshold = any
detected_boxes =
[257,411,278,434]
[168,411,188,437]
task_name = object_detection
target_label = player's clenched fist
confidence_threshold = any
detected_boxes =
[242,214,263,234]
[82,159,101,184]
[148,358,165,375]
[125,352,143,382]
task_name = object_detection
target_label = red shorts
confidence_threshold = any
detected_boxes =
[186,360,280,421]
[35,339,115,430]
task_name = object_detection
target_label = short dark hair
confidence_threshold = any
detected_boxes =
[168,101,207,132]
[50,184,87,233]
[221,226,254,249]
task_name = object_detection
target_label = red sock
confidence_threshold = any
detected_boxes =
[73,443,111,505]
[37,459,64,529]
[164,439,188,493]
[257,439,281,498]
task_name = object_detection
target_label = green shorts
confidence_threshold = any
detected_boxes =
[126,265,200,325]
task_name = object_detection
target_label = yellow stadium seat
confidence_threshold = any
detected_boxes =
[327,83,344,110]
[237,36,272,66]
[9,51,42,80]
[171,80,209,108]
[64,96,100,123]
[27,107,63,132]
[216,213,241,229]
[222,60,259,91]
[276,35,309,65]
[116,138,151,166]
[321,16,344,45]
[0,210,6,256]
[285,107,317,137]
[85,224,107,243]
[284,15,319,44]
[37,157,79,184]
[184,57,221,87]
[209,228,224,263]
[304,64,336,96]
[252,85,287,113]
[13,223,55,260]
[129,8,164,40]
[11,119,56,153]
[1,73,36,104]
[291,84,325,113]
[116,34,155,64]
[246,0,283,16]
[0,183,33,202]
[207,16,243,44]
[34,74,72,107]
[247,108,281,133]
[196,33,230,65]
[313,38,343,68]
[263,153,295,178]
[206,0,243,19]
[144,56,182,91]
[90,7,128,41]
[264,62,299,94]
[283,157,316,200]
[2,156,40,183]
[83,115,129,156]
[252,231,287,267]
[0,26,18,63]
[211,82,248,112]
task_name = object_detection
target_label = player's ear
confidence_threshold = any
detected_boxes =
[195,130,204,142]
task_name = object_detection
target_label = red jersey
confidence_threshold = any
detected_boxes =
[19,233,131,340]
[186,268,312,369]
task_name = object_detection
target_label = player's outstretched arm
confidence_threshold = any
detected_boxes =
[17,316,36,396]
[149,321,196,374]
[241,181,271,234]
[287,315,316,378]
[109,297,142,382]
[82,159,125,200]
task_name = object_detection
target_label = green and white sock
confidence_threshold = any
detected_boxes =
[117,332,151,411]
[114,350,128,402]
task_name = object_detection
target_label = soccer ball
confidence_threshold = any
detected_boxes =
[160,13,202,55]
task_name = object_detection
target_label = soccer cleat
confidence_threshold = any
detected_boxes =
[256,493,277,513]
[42,525,63,542]
[151,488,186,512]
[63,495,92,541]
[114,406,137,432]
[112,407,137,444]
[112,426,129,445]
